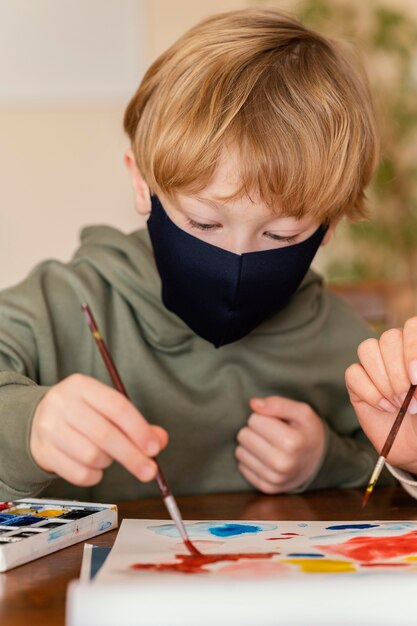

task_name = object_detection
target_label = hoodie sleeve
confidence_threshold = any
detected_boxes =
[285,283,396,493]
[0,260,86,500]
[0,373,54,500]
[293,423,395,493]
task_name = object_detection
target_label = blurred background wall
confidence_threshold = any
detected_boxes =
[0,0,147,289]
[1,0,417,326]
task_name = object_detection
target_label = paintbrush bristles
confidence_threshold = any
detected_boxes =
[361,456,385,508]
[361,488,371,509]
[361,383,417,508]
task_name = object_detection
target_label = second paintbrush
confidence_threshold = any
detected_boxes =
[81,303,200,556]
[362,383,417,508]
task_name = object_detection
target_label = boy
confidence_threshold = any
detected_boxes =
[0,8,389,502]
[346,317,417,498]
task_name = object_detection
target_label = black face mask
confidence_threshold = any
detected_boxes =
[147,196,326,348]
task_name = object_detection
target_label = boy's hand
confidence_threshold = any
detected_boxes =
[30,373,168,487]
[346,318,417,474]
[235,396,325,494]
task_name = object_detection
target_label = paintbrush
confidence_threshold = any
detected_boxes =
[362,383,417,508]
[81,303,200,555]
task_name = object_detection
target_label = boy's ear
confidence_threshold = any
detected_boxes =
[320,218,340,246]
[124,148,151,215]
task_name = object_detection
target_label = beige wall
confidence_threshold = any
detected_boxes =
[1,105,138,288]
[1,0,147,289]
[1,0,416,289]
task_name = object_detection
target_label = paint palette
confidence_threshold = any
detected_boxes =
[0,498,117,572]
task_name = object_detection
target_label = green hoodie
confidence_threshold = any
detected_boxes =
[0,226,392,502]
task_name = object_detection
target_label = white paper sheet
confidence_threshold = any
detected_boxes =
[67,518,417,626]
[96,518,417,582]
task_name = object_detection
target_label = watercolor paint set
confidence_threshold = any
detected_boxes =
[0,498,117,572]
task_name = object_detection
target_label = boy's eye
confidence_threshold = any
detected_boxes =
[264,232,298,243]
[186,218,221,231]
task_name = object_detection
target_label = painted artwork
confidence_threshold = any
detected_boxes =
[95,519,417,583]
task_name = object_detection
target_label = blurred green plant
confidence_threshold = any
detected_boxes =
[255,0,417,290]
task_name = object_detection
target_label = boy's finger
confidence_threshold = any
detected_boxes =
[65,401,159,481]
[92,422,158,482]
[247,413,300,451]
[49,448,104,487]
[345,363,397,412]
[235,445,284,486]
[151,425,169,451]
[249,395,310,422]
[403,317,417,384]
[72,375,160,454]
[357,338,395,402]
[237,463,281,495]
[237,426,276,464]
[378,328,409,400]
[48,422,112,470]
[237,424,298,474]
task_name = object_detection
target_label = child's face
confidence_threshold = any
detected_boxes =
[126,149,335,253]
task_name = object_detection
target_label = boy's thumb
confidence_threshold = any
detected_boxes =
[250,396,282,417]
[249,395,302,421]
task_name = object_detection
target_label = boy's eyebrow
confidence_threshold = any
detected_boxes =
[195,196,227,210]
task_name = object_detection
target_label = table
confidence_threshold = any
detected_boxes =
[1,486,416,626]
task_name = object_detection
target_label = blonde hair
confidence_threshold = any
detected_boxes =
[124,9,379,222]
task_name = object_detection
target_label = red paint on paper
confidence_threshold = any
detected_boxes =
[361,562,410,567]
[267,533,300,541]
[131,551,276,575]
[316,531,417,563]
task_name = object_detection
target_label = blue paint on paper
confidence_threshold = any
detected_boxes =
[297,523,308,528]
[325,523,379,531]
[370,523,417,532]
[150,521,278,538]
[208,524,262,538]
[311,522,417,541]
[287,553,324,558]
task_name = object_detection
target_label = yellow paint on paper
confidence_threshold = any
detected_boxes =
[282,558,356,573]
